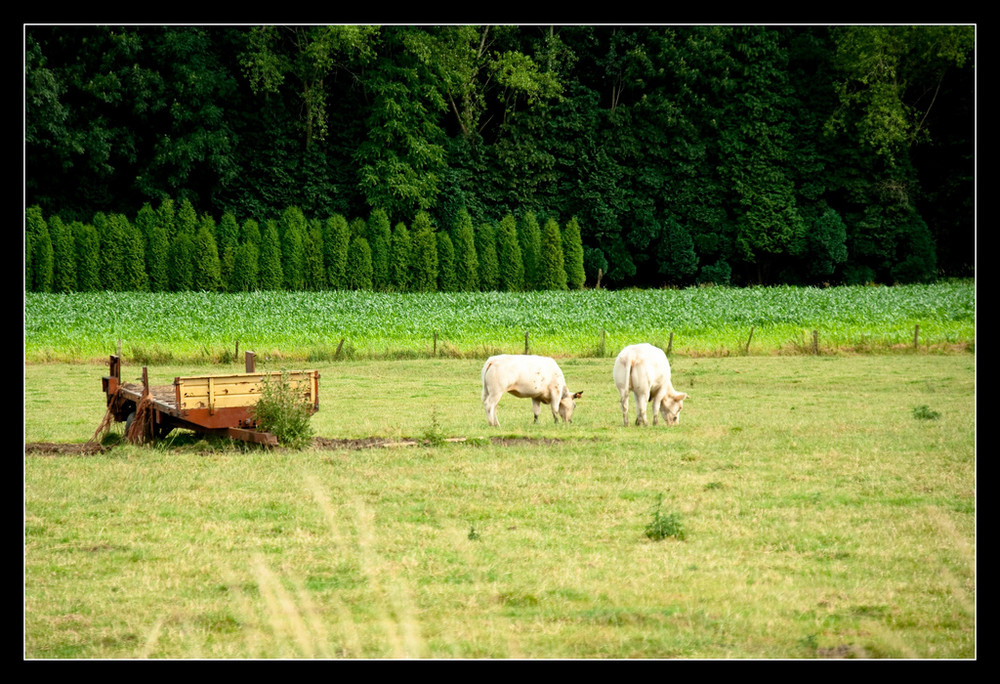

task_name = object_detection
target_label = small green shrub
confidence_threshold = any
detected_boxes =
[912,404,941,420]
[644,497,686,541]
[251,374,315,448]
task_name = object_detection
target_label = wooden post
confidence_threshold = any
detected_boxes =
[434,331,438,356]
[745,326,754,355]
[600,329,606,356]
[914,324,920,349]
[335,338,346,360]
[524,331,530,355]
[667,332,674,356]
[245,351,256,373]
[235,340,239,361]
[812,330,819,355]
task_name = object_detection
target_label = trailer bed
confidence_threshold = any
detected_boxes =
[102,354,319,446]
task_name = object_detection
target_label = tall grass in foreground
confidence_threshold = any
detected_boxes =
[24,282,974,363]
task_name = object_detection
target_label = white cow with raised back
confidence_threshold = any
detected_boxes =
[613,343,688,426]
[481,354,582,427]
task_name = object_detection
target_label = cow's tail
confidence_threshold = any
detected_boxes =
[481,359,494,402]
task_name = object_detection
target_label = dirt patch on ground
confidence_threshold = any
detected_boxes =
[24,442,108,455]
[25,435,565,454]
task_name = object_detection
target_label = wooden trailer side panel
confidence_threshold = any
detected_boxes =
[176,371,319,413]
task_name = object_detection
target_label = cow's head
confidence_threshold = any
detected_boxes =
[660,392,688,425]
[559,390,583,422]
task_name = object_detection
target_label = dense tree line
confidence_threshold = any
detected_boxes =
[25,201,586,294]
[25,25,975,288]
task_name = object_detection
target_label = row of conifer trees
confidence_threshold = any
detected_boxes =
[25,199,588,294]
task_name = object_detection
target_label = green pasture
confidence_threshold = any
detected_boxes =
[24,353,976,658]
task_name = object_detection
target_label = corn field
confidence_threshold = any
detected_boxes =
[24,281,975,364]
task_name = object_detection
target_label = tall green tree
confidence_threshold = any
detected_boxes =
[345,236,374,290]
[436,230,457,292]
[279,206,308,290]
[474,222,499,291]
[366,209,393,290]
[48,215,77,293]
[563,216,586,289]
[517,211,542,290]
[25,206,53,292]
[451,208,479,292]
[192,214,221,291]
[495,214,524,291]
[389,221,413,291]
[230,218,261,292]
[216,211,240,291]
[410,211,439,293]
[323,214,351,290]
[73,221,101,292]
[538,217,567,290]
[258,219,284,290]
[304,218,326,290]
[657,218,699,287]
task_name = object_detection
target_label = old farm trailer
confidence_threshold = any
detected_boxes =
[101,352,320,446]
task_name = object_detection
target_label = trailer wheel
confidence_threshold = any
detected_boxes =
[124,410,136,435]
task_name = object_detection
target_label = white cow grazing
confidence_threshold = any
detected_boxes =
[613,343,688,426]
[481,355,582,427]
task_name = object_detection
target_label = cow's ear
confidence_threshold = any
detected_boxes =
[573,391,583,399]
[675,392,689,401]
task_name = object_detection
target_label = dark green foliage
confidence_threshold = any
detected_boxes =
[452,208,479,292]
[25,206,53,292]
[216,212,240,291]
[517,212,542,290]
[345,236,373,290]
[410,211,439,293]
[495,214,524,292]
[304,219,326,290]
[539,218,567,290]
[258,220,284,290]
[323,214,350,290]
[563,216,586,290]
[475,222,499,292]
[366,209,393,290]
[436,231,457,292]
[279,207,308,291]
[23,26,974,287]
[390,222,413,292]
[230,219,261,292]
[658,218,699,286]
[645,497,686,541]
[72,221,100,292]
[192,216,221,292]
[48,215,76,293]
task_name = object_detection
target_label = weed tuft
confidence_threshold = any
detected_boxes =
[912,404,941,420]
[251,373,315,448]
[644,496,686,541]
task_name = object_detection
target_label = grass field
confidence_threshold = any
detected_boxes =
[24,353,976,658]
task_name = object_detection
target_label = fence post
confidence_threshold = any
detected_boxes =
[667,331,674,356]
[524,331,530,355]
[914,324,920,349]
[434,331,438,356]
[335,338,346,360]
[745,326,754,355]
[245,351,256,373]
[812,330,819,355]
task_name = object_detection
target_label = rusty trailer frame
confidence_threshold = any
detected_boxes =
[101,352,320,446]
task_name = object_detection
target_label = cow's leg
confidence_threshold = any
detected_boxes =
[483,391,501,427]
[547,389,561,422]
[619,387,630,427]
[650,388,666,426]
[532,398,542,423]
[634,389,650,426]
